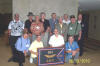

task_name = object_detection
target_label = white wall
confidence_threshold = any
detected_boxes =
[13,0,78,21]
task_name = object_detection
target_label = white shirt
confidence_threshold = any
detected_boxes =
[49,35,65,47]
[63,19,70,25]
[78,20,84,27]
[8,20,24,36]
[78,20,81,24]
[29,40,43,58]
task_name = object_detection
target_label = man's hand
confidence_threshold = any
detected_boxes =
[78,36,81,40]
[8,29,11,36]
[72,50,77,56]
[66,50,72,53]
[24,50,27,56]
[62,34,64,37]
[30,50,38,55]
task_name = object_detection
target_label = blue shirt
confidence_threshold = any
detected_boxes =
[15,36,30,53]
[49,18,58,33]
[65,41,79,55]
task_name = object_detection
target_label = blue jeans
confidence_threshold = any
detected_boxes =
[65,52,79,63]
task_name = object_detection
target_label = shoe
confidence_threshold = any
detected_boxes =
[8,57,13,62]
[19,63,23,66]
[73,61,77,65]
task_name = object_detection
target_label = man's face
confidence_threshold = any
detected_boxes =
[69,36,74,42]
[59,17,63,24]
[41,14,45,19]
[78,14,82,20]
[37,36,41,42]
[64,15,68,20]
[71,18,76,23]
[23,34,28,39]
[14,14,19,21]
[54,29,58,35]
[52,14,56,19]
[28,16,33,20]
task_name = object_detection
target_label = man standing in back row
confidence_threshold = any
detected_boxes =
[8,13,24,62]
[78,14,86,56]
[24,12,34,35]
[49,13,58,34]
[40,12,50,47]
[55,17,68,42]
[67,15,82,41]
[30,15,44,41]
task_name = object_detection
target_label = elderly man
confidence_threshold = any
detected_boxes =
[49,13,58,34]
[67,15,82,41]
[8,13,24,62]
[40,12,50,32]
[30,15,44,41]
[40,12,50,47]
[65,36,79,64]
[49,29,65,47]
[63,14,70,25]
[24,12,34,34]
[29,35,44,64]
[78,14,86,56]
[55,17,68,42]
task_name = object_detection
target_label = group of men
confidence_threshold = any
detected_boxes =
[8,12,86,65]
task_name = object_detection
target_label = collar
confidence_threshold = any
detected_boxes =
[13,19,21,23]
[78,20,81,24]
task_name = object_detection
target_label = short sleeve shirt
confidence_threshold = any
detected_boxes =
[65,41,79,51]
[29,40,43,58]
[8,20,24,36]
[25,19,34,33]
[40,19,50,32]
[49,35,65,47]
[68,22,81,36]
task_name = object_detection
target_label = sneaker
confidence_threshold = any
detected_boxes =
[8,57,13,62]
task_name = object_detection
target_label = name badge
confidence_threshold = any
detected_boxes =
[70,27,73,30]
[26,44,29,47]
[68,49,71,51]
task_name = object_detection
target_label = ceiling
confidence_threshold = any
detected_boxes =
[79,0,100,11]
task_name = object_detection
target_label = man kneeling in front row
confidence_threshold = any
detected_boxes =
[29,35,44,64]
[65,36,79,64]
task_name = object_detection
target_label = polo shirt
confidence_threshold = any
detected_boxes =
[63,19,70,25]
[25,19,34,33]
[29,40,43,58]
[40,19,50,32]
[66,41,79,51]
[8,20,24,36]
[65,41,79,55]
[49,35,65,47]
[68,22,81,36]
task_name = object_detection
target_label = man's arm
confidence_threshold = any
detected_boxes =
[30,50,38,55]
[72,48,79,56]
[41,23,44,33]
[78,30,82,40]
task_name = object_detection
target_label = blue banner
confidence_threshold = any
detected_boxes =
[38,47,65,66]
